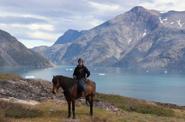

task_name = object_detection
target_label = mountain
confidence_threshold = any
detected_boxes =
[116,27,185,72]
[33,6,185,72]
[116,8,185,72]
[33,29,84,64]
[54,29,85,45]
[60,6,162,65]
[32,44,70,64]
[0,29,53,68]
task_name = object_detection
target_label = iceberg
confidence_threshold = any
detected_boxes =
[25,75,35,79]
[98,73,105,76]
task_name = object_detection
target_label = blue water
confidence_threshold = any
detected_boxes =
[0,65,185,106]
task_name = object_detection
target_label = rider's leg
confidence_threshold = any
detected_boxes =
[79,79,86,97]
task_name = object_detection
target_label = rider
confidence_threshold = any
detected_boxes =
[73,58,90,95]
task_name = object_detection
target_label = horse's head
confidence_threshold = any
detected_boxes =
[52,76,60,94]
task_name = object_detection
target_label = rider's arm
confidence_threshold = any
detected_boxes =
[85,67,90,78]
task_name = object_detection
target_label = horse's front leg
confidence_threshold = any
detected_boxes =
[67,100,71,118]
[85,96,90,106]
[72,100,76,119]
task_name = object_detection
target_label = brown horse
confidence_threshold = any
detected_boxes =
[51,75,96,119]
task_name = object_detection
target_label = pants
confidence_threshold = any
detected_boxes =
[77,79,86,92]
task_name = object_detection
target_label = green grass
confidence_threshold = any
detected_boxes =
[0,73,22,80]
[96,93,174,117]
[0,99,185,122]
[0,100,42,119]
[0,111,5,122]
[5,106,42,118]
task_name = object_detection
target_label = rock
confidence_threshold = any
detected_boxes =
[0,79,63,101]
[0,97,40,105]
[94,101,120,112]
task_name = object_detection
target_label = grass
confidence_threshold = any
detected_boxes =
[5,105,42,118]
[0,100,42,119]
[95,93,175,117]
[0,73,22,81]
[0,98,185,122]
[0,111,5,122]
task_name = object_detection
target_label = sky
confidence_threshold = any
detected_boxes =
[0,0,185,48]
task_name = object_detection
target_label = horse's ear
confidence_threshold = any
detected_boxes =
[52,76,55,82]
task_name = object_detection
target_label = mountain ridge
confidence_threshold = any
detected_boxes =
[0,29,53,68]
[54,29,85,45]
[33,6,185,72]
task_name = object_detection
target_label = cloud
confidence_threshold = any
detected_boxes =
[27,24,55,31]
[140,0,185,12]
[0,16,48,24]
[20,39,53,48]
[26,31,59,41]
[0,23,54,31]
[0,0,185,48]
[88,1,121,12]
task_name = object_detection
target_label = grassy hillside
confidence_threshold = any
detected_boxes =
[0,96,185,122]
[0,73,185,122]
[96,93,175,117]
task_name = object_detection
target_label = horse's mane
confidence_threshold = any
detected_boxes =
[53,75,74,90]
[54,75,73,81]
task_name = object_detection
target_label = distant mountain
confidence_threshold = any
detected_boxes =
[32,44,70,64]
[0,30,53,68]
[54,29,85,45]
[33,6,185,72]
[116,8,185,72]
[116,27,185,72]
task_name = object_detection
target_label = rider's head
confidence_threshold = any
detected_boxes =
[78,58,84,66]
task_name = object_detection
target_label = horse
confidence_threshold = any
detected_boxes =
[51,75,96,119]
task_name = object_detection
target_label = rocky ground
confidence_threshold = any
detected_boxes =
[0,74,120,113]
[0,78,58,101]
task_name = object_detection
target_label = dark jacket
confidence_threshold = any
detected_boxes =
[73,65,90,80]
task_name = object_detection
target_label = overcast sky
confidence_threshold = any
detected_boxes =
[0,0,185,48]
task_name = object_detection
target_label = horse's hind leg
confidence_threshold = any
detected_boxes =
[72,100,76,119]
[90,95,94,116]
[67,100,71,118]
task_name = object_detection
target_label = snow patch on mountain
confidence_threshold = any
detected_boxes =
[170,22,174,24]
[142,30,147,37]
[128,38,132,44]
[159,17,168,24]
[177,19,184,28]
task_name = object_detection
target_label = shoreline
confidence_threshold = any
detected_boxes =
[0,73,185,109]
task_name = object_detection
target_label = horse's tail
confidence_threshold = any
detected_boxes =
[92,81,96,96]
